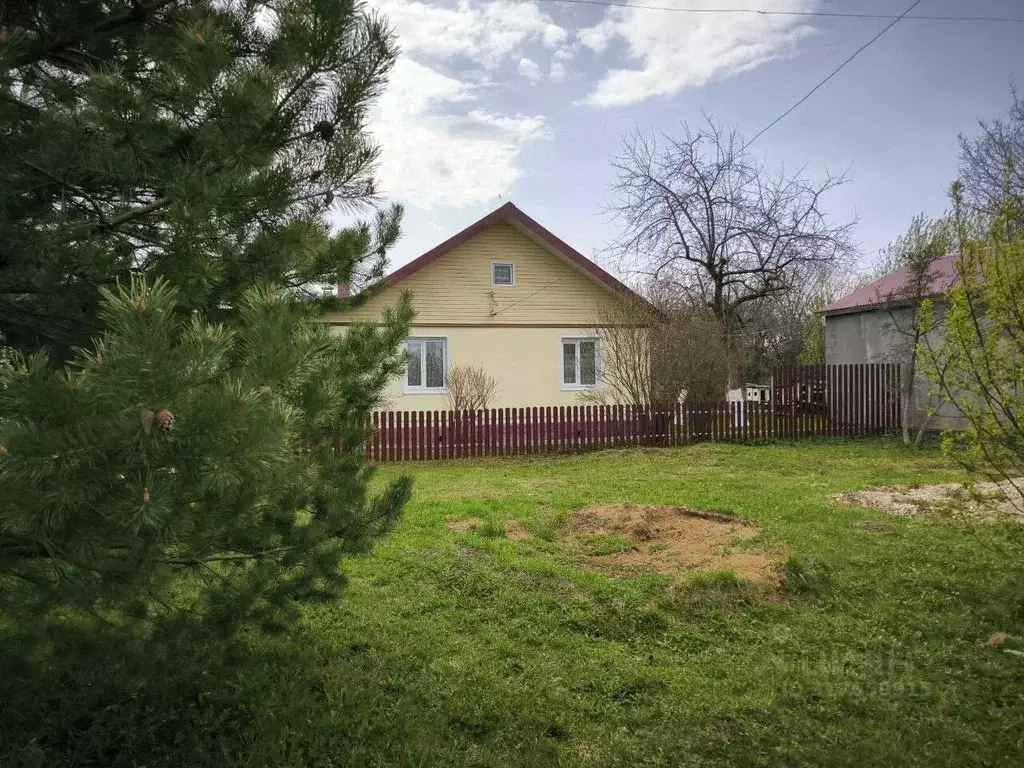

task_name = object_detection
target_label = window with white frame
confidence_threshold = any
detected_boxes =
[562,337,599,388]
[491,262,514,286]
[405,337,447,391]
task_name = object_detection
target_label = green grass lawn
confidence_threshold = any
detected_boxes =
[5,439,1024,767]
[310,439,1024,767]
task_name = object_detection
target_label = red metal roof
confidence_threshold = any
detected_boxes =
[820,255,960,316]
[385,202,642,301]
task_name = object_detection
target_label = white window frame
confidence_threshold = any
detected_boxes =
[404,336,448,394]
[560,336,600,391]
[491,261,515,287]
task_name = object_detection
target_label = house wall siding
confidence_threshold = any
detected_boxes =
[824,307,915,366]
[326,222,622,326]
[367,325,614,410]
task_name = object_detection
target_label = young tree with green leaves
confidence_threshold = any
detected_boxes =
[873,214,954,446]
[0,0,413,628]
[920,186,1024,513]
[797,295,828,365]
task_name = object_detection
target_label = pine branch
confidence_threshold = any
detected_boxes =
[274,65,325,117]
[157,547,295,566]
[11,0,182,68]
[60,197,171,244]
[23,160,111,226]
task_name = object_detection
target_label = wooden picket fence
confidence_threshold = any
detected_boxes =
[365,363,901,463]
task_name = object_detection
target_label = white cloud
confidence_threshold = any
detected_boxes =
[519,57,542,83]
[372,59,549,208]
[363,1,566,209]
[579,0,817,107]
[374,0,566,68]
[549,61,566,82]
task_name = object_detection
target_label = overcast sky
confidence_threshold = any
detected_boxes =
[352,0,1023,279]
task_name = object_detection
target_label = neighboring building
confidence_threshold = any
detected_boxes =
[326,202,640,410]
[744,384,771,403]
[725,385,771,403]
[820,255,961,429]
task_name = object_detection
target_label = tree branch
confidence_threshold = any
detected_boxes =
[11,0,181,68]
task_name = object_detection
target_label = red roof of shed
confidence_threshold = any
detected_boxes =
[820,255,960,317]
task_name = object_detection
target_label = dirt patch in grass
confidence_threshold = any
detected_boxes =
[447,517,484,534]
[836,480,1024,521]
[504,518,534,542]
[570,505,781,585]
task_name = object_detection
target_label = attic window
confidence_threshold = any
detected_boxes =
[492,262,514,286]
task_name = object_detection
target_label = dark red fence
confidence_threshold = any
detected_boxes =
[366,363,901,462]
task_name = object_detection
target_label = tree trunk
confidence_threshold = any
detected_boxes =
[719,304,740,391]
[901,359,915,446]
[914,415,931,447]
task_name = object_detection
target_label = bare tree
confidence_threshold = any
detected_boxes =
[444,364,498,411]
[958,85,1024,218]
[734,263,855,378]
[581,290,727,407]
[607,119,855,386]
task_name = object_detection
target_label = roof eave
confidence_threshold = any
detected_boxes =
[819,294,944,317]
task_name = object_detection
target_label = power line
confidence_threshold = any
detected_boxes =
[533,0,1024,24]
[742,0,923,149]
[489,275,569,316]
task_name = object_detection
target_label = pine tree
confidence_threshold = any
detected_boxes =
[0,0,413,627]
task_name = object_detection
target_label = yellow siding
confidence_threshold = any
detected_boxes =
[365,326,619,410]
[326,222,621,326]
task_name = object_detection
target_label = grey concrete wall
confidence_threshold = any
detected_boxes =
[824,305,964,431]
[824,307,915,366]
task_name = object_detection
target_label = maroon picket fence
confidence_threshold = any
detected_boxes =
[365,363,901,462]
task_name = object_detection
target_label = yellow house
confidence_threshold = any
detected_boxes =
[327,203,641,410]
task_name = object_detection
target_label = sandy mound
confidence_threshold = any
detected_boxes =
[571,505,780,585]
[837,480,1024,521]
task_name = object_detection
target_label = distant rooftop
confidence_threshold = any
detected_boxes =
[820,255,960,317]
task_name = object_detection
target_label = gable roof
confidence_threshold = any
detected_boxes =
[385,202,642,301]
[820,255,960,317]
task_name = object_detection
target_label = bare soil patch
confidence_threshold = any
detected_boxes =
[504,518,535,542]
[570,505,781,585]
[836,480,1024,521]
[446,517,484,534]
